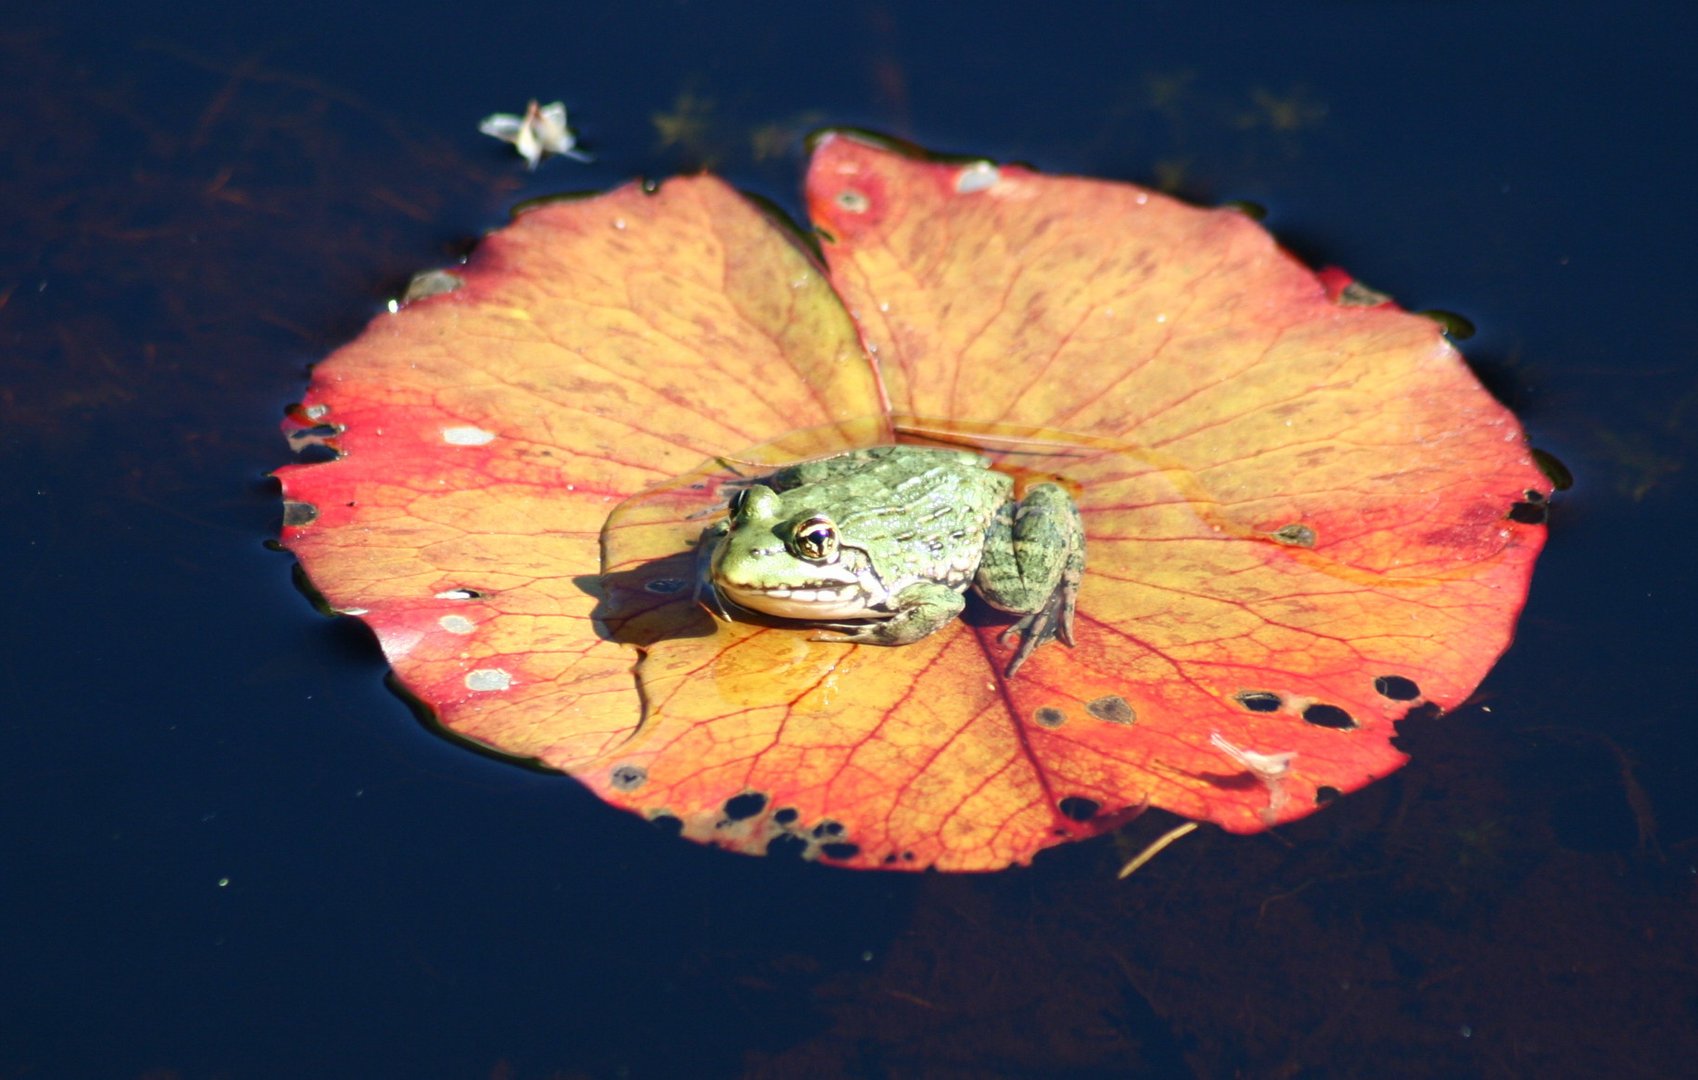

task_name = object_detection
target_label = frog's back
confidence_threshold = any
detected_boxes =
[803,447,1010,593]
[782,447,1001,506]
[771,445,981,487]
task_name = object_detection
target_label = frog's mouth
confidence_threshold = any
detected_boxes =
[714,577,886,621]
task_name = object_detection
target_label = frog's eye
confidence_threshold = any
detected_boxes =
[726,487,751,517]
[790,515,839,562]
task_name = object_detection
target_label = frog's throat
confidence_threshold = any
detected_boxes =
[713,577,889,621]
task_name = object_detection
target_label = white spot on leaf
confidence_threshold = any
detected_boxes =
[955,162,1000,194]
[442,426,496,446]
[377,626,424,658]
[465,668,512,692]
[438,614,475,634]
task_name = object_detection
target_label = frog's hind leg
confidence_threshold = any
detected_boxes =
[976,484,1085,676]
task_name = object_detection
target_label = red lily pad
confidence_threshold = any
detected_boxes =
[276,132,1550,871]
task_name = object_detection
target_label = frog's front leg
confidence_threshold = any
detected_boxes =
[975,483,1086,676]
[692,520,731,620]
[812,581,965,647]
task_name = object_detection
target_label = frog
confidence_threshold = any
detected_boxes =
[695,445,1085,676]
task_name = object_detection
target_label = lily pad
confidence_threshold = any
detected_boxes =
[276,132,1550,871]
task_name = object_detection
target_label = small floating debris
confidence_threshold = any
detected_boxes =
[479,100,590,169]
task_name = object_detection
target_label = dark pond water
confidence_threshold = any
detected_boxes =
[5,1,1696,1076]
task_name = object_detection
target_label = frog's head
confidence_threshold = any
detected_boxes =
[710,484,886,620]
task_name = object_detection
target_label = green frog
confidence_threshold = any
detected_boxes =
[696,445,1085,675]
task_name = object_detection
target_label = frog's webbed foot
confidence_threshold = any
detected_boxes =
[997,572,1080,677]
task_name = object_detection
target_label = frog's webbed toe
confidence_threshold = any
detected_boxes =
[997,574,1079,676]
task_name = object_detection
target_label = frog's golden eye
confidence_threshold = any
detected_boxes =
[791,515,839,562]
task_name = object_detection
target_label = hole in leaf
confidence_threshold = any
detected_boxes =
[1373,675,1422,701]
[1234,690,1282,713]
[649,813,683,836]
[293,444,340,465]
[281,500,318,527]
[766,834,808,860]
[285,423,342,452]
[1508,501,1548,525]
[773,807,799,826]
[1270,523,1316,547]
[819,842,861,860]
[1302,703,1357,729]
[723,792,767,821]
[284,401,327,422]
[1058,797,1100,822]
[812,820,845,839]
[1315,786,1342,805]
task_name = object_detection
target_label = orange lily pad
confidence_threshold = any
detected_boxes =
[275,132,1550,871]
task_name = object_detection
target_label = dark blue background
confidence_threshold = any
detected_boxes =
[4,2,1695,1076]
